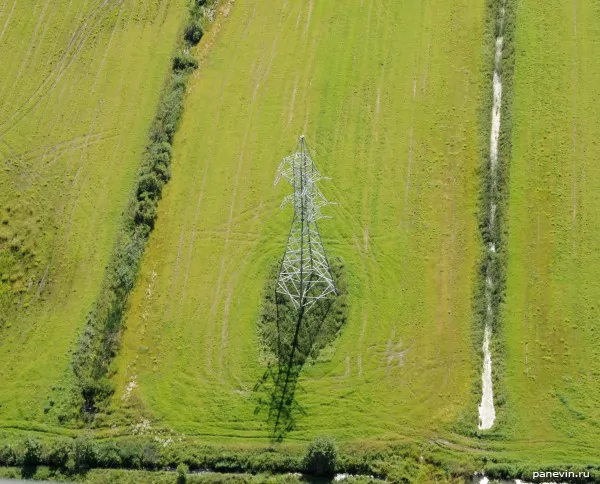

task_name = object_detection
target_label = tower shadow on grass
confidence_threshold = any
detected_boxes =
[254,258,347,442]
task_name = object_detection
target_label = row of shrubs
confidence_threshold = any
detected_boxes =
[71,1,211,418]
[0,436,472,480]
[0,436,161,472]
[0,436,337,477]
[3,435,598,482]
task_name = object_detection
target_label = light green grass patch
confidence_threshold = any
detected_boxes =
[0,0,185,423]
[504,0,600,452]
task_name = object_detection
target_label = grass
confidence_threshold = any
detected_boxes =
[2,0,600,479]
[110,0,485,442]
[502,0,600,456]
[0,0,185,424]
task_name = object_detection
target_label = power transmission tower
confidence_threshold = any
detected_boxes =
[266,136,337,439]
[274,135,337,316]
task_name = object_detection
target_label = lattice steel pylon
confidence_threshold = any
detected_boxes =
[274,135,337,314]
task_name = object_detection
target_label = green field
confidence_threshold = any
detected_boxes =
[112,0,484,441]
[2,0,600,480]
[0,0,184,423]
[503,0,600,452]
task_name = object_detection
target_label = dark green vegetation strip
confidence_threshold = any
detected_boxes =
[70,1,210,420]
[1,434,599,483]
[458,0,518,436]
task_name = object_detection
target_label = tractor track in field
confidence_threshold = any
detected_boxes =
[0,0,122,137]
[294,0,319,147]
[176,3,257,321]
[356,0,384,367]
[0,0,45,110]
[570,0,580,236]
[5,0,52,107]
[0,0,11,23]
[5,131,118,187]
[27,1,56,89]
[0,0,111,131]
[7,131,117,164]
[304,0,313,34]
[404,78,417,220]
[167,227,186,319]
[205,7,283,375]
[68,0,125,195]
[0,0,16,44]
[64,0,134,248]
[286,74,299,127]
[31,0,79,137]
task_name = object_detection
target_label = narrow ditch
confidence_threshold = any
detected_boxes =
[478,0,507,431]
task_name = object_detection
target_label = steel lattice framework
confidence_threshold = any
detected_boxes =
[274,136,336,313]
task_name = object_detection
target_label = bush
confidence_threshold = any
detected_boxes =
[177,463,189,484]
[141,442,160,470]
[304,436,337,477]
[119,441,143,469]
[184,21,203,45]
[0,442,20,466]
[172,52,198,72]
[137,173,164,199]
[73,435,98,470]
[97,441,122,468]
[46,440,71,468]
[147,149,171,170]
[23,437,42,467]
[152,161,171,182]
[135,197,158,228]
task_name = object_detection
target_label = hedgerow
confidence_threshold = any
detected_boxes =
[69,0,213,420]
[2,435,598,482]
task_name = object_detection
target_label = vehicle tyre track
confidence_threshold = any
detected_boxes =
[177,3,257,318]
[0,0,122,137]
[0,0,16,45]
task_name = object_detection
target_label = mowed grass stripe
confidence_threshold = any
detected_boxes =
[299,0,483,440]
[113,0,485,442]
[0,0,185,425]
[504,0,600,453]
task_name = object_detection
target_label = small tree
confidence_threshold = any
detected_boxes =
[184,21,203,45]
[304,436,337,477]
